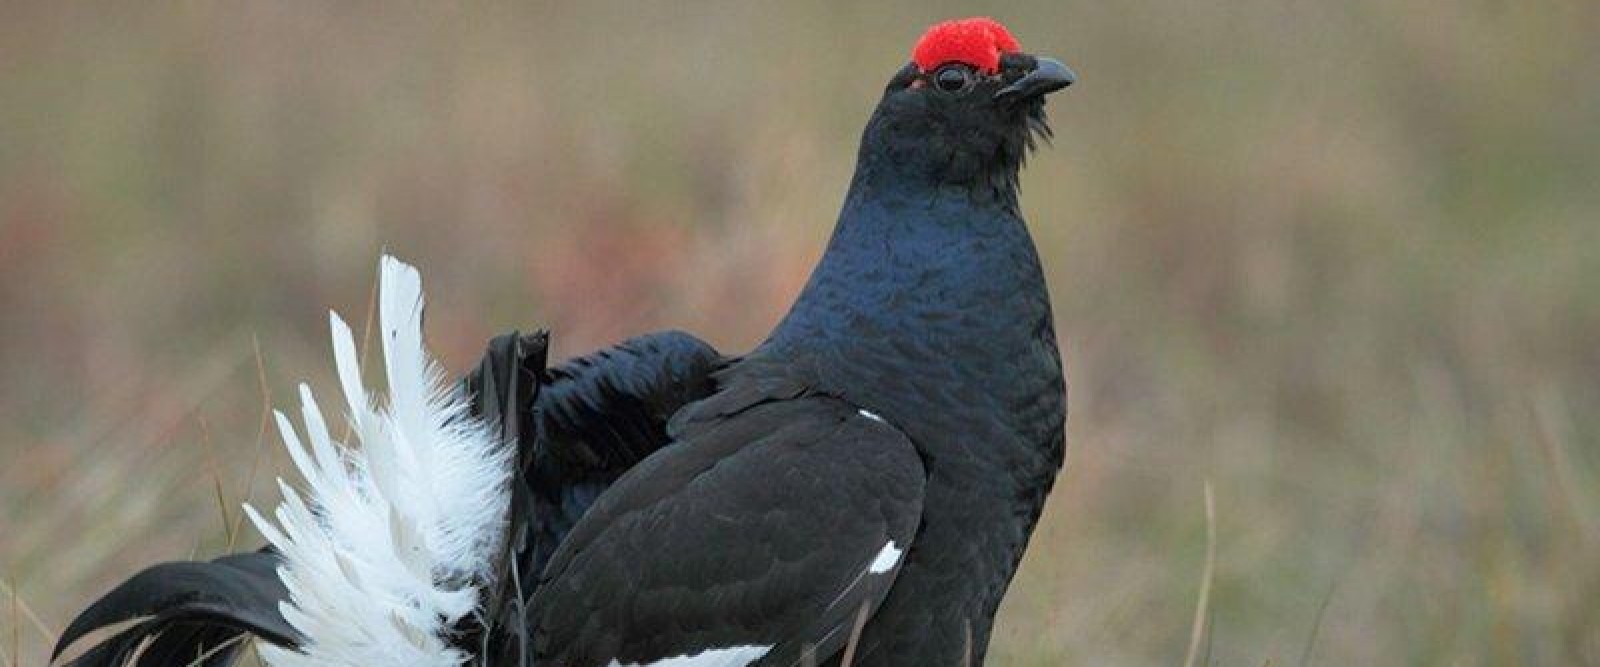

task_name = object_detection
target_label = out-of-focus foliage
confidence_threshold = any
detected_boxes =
[3,2,1598,665]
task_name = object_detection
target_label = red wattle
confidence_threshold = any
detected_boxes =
[911,17,1021,75]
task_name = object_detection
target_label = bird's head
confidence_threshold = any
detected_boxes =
[856,18,1075,197]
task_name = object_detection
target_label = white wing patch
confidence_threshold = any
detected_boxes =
[868,540,903,574]
[244,255,512,667]
[608,645,774,667]
[857,409,886,423]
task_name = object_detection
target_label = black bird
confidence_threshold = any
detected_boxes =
[54,16,1073,667]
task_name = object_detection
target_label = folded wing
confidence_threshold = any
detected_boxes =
[531,394,926,667]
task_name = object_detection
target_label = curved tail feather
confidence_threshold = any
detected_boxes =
[51,549,295,666]
[54,255,514,667]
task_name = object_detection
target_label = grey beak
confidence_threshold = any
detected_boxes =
[995,57,1077,101]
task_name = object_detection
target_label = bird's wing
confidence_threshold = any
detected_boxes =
[465,329,725,663]
[530,394,927,667]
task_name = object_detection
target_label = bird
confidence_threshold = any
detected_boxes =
[52,16,1074,667]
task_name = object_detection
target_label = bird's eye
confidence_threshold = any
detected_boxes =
[934,65,973,93]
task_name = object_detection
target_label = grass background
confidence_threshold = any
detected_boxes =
[3,1,1599,665]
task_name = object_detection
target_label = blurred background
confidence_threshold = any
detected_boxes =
[2,1,1598,665]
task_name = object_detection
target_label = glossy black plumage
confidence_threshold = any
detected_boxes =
[471,330,725,665]
[55,34,1070,667]
[52,549,295,666]
[516,53,1068,666]
[533,394,924,666]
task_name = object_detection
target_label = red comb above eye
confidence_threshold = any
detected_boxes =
[911,17,1021,75]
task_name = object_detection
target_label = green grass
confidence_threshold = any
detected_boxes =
[3,1,1599,665]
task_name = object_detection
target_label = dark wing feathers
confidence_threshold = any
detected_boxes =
[532,395,926,667]
[52,549,295,666]
[473,330,723,665]
[536,329,724,470]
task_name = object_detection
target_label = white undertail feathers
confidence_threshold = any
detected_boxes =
[244,256,513,667]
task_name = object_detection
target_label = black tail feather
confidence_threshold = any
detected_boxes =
[458,330,547,665]
[56,328,721,667]
[53,550,297,666]
[54,331,555,667]
[466,329,722,666]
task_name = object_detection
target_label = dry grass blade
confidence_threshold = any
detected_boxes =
[126,632,159,665]
[961,620,972,667]
[229,334,276,551]
[197,416,236,546]
[838,601,872,667]
[1182,481,1217,667]
[1530,391,1599,549]
[8,580,16,667]
[0,579,52,645]
[1298,581,1337,667]
[183,632,250,667]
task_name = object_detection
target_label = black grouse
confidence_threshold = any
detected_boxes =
[53,16,1074,667]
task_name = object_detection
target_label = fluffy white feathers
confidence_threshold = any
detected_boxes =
[244,255,512,667]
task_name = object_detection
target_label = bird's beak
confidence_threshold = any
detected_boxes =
[995,56,1077,101]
